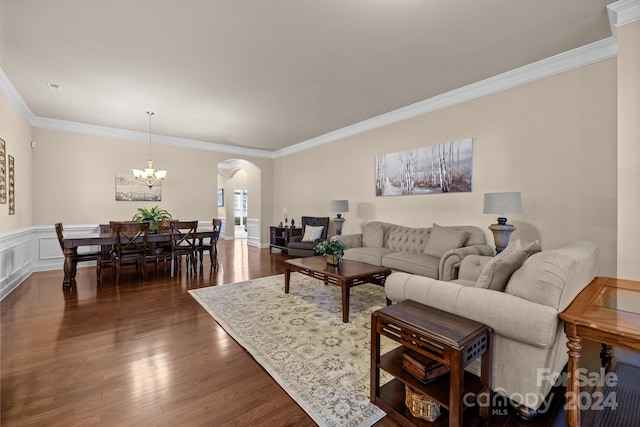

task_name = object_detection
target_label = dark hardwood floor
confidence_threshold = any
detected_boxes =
[1,240,635,426]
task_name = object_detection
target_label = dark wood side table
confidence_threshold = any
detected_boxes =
[269,226,302,252]
[559,276,640,427]
[371,300,493,427]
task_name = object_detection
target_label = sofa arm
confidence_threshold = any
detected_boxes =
[331,233,362,248]
[439,244,495,281]
[457,254,493,282]
[385,272,559,348]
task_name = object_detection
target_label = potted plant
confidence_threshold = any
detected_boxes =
[314,239,348,265]
[132,205,172,233]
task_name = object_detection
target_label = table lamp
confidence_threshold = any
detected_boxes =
[330,200,349,235]
[483,192,522,253]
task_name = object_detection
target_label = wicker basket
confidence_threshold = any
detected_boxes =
[405,385,441,422]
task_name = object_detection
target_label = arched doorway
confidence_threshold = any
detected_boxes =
[217,159,262,247]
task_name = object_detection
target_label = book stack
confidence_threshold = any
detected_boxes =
[401,349,450,383]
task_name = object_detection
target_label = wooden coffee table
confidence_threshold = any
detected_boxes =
[560,277,640,427]
[284,256,391,323]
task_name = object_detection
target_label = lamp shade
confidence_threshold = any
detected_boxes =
[483,192,522,215]
[330,200,349,213]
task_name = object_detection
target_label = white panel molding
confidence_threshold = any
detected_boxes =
[246,218,261,248]
[0,227,34,300]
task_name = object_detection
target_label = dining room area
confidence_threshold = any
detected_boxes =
[55,218,223,290]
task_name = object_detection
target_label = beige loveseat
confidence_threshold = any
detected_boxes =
[334,222,494,281]
[385,240,599,415]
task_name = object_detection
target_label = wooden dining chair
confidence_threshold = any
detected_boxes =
[55,223,104,285]
[197,219,222,274]
[111,221,149,285]
[169,220,198,277]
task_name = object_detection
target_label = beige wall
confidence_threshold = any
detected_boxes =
[31,128,274,243]
[617,20,640,281]
[0,91,32,231]
[275,59,619,277]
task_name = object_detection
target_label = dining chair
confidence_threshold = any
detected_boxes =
[169,220,199,277]
[111,221,149,285]
[197,218,222,274]
[55,223,104,285]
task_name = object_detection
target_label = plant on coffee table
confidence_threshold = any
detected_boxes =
[314,239,348,265]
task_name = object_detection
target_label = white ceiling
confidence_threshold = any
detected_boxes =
[1,0,615,155]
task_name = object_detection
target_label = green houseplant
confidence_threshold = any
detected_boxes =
[314,239,348,265]
[132,205,172,233]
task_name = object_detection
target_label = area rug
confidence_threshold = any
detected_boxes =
[189,273,397,427]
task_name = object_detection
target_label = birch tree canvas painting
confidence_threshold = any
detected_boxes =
[375,138,473,196]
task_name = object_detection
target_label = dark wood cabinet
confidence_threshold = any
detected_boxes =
[269,226,302,252]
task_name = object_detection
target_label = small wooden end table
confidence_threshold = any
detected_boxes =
[371,299,493,427]
[560,276,640,427]
[284,256,391,323]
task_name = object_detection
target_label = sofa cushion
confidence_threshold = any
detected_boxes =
[475,239,537,291]
[385,225,431,252]
[301,225,324,242]
[362,221,384,247]
[343,247,394,266]
[382,252,440,278]
[423,223,468,258]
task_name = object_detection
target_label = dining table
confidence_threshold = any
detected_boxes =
[60,227,218,289]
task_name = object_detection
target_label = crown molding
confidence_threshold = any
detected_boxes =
[28,116,275,159]
[1,34,619,161]
[273,37,617,158]
[608,0,640,37]
[0,68,36,122]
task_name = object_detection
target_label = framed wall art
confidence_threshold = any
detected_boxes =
[375,138,473,196]
[115,174,162,201]
[0,138,6,204]
[217,189,224,207]
[8,154,15,214]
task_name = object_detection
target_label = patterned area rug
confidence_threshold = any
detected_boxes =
[189,273,396,427]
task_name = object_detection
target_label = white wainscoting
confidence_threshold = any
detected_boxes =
[0,227,33,300]
[246,218,261,248]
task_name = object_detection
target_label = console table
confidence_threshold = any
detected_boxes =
[371,299,492,426]
[560,276,640,427]
[269,226,302,252]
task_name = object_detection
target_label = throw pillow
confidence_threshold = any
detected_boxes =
[301,225,324,242]
[475,239,538,291]
[423,223,468,258]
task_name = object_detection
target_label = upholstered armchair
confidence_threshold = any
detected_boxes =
[287,216,330,257]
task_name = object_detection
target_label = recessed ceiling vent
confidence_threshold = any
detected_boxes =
[46,82,63,92]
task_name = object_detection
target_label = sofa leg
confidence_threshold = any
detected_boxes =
[513,403,538,421]
[385,298,392,306]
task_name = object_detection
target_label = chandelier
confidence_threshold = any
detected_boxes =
[132,111,167,188]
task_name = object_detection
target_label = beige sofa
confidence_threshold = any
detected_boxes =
[385,240,599,415]
[334,222,494,281]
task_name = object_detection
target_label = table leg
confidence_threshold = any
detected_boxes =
[450,349,464,427]
[370,313,381,402]
[342,281,350,323]
[284,265,291,293]
[63,247,77,289]
[600,343,613,367]
[564,322,582,427]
